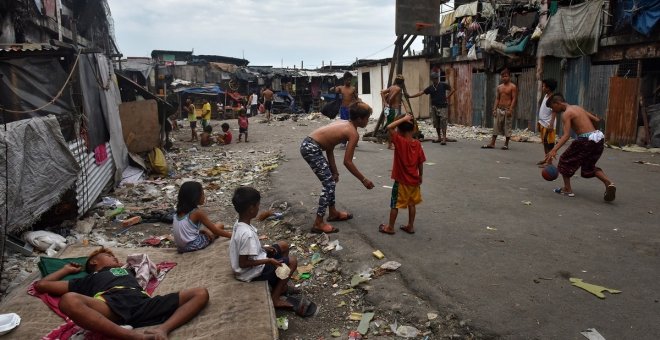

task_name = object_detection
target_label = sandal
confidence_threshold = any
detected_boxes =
[553,188,575,197]
[286,284,302,296]
[286,296,318,317]
[378,224,395,235]
[327,211,353,222]
[501,145,509,150]
[310,224,339,234]
[481,145,494,149]
[399,225,415,234]
[604,184,616,202]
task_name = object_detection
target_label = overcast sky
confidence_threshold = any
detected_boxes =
[107,0,433,68]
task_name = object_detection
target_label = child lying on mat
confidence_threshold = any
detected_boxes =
[34,247,208,339]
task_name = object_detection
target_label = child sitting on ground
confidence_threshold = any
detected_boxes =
[34,247,209,339]
[173,181,231,253]
[217,123,233,145]
[229,187,307,312]
[378,113,426,235]
[200,125,213,147]
[237,109,249,142]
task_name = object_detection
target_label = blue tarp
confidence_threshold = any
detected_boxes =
[177,85,225,95]
[616,0,660,36]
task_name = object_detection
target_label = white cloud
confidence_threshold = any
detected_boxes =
[108,0,423,68]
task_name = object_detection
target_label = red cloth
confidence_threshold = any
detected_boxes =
[390,133,426,186]
[29,261,177,340]
[94,144,108,166]
[224,131,233,144]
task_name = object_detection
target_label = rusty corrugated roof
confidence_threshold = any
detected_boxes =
[0,43,60,53]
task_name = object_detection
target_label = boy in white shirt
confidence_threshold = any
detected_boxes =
[229,187,298,309]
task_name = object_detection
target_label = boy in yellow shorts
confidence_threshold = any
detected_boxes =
[378,113,426,235]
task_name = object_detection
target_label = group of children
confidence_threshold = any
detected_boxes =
[192,107,250,147]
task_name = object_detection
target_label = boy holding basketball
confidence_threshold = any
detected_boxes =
[378,113,426,235]
[544,94,616,201]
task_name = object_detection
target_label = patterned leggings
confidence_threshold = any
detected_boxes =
[300,137,335,216]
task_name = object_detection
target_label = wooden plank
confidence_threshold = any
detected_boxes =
[605,77,640,146]
[119,100,161,153]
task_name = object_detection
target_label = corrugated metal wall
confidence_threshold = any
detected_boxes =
[485,73,500,128]
[585,63,618,130]
[447,64,473,126]
[69,139,115,216]
[515,68,537,130]
[564,56,591,106]
[472,72,487,127]
[605,77,640,145]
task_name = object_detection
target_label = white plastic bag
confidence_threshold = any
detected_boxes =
[23,231,67,256]
[468,45,477,60]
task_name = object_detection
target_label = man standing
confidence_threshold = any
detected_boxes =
[482,68,517,150]
[381,75,405,149]
[331,72,358,122]
[201,98,212,128]
[537,78,557,167]
[544,94,616,201]
[248,90,259,117]
[261,86,274,121]
[409,72,455,145]
[184,98,198,142]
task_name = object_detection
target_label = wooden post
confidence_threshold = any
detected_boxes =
[373,35,409,134]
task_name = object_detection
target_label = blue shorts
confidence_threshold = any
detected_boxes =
[178,233,211,253]
[339,106,350,120]
[254,244,290,288]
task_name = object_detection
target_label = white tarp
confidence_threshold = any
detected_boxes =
[454,2,495,18]
[0,115,80,233]
[537,0,604,57]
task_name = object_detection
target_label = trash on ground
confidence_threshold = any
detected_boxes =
[521,200,532,205]
[348,330,363,340]
[486,226,498,231]
[580,328,606,340]
[275,263,291,280]
[395,325,420,338]
[276,316,288,330]
[330,329,341,337]
[427,312,438,320]
[349,312,363,321]
[569,278,621,299]
[380,261,401,271]
[350,272,372,287]
[336,288,355,296]
[22,231,67,257]
[357,312,375,335]
[372,250,385,259]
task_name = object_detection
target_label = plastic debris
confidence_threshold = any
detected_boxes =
[351,272,371,287]
[380,261,401,271]
[580,328,606,340]
[486,226,498,231]
[336,288,355,296]
[276,316,288,330]
[569,278,621,299]
[330,329,341,337]
[372,250,385,259]
[121,216,142,227]
[427,312,438,320]
[349,312,363,321]
[396,325,420,338]
[275,263,291,280]
[521,200,532,205]
[311,252,323,265]
[357,312,374,335]
[348,330,362,340]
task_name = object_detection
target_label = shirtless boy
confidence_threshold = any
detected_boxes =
[544,94,616,201]
[331,72,358,122]
[483,68,517,150]
[261,86,274,122]
[300,102,375,234]
[381,75,405,149]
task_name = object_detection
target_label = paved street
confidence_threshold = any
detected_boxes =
[271,123,660,339]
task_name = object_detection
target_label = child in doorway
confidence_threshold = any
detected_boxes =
[238,109,249,142]
[173,181,231,253]
[230,187,311,313]
[200,125,213,147]
[217,123,233,145]
[378,113,426,235]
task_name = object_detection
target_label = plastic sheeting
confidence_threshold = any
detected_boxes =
[79,54,111,150]
[454,2,495,18]
[0,56,76,140]
[615,0,660,36]
[0,115,80,234]
[537,0,604,58]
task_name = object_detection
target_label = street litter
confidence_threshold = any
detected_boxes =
[580,328,606,340]
[395,325,420,338]
[382,185,393,189]
[372,250,385,259]
[357,312,375,335]
[335,288,355,296]
[23,231,67,257]
[330,329,341,337]
[275,263,291,279]
[348,330,362,340]
[276,316,288,330]
[350,272,371,287]
[486,226,498,231]
[349,312,363,321]
[427,312,438,320]
[499,177,511,180]
[569,278,621,299]
[323,240,342,252]
[521,200,532,205]
[380,261,401,271]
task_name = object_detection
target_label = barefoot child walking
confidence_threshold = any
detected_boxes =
[173,181,231,253]
[378,113,426,235]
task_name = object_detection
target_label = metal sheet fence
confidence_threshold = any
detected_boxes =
[515,68,537,130]
[69,139,115,216]
[605,77,640,145]
[472,72,487,127]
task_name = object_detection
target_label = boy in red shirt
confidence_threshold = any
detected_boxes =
[378,113,426,234]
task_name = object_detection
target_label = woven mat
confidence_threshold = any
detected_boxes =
[0,239,277,339]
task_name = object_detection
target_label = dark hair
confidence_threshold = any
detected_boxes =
[203,125,212,133]
[398,121,414,132]
[85,247,115,273]
[542,78,557,92]
[546,93,565,108]
[500,68,510,75]
[349,102,372,121]
[394,75,405,86]
[221,123,229,131]
[232,186,261,214]
[343,71,353,79]
[177,181,203,214]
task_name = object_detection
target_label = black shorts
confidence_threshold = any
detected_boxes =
[189,121,197,128]
[253,244,289,288]
[103,289,180,328]
[239,127,248,134]
[264,101,273,111]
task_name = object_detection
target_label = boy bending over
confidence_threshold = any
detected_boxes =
[34,247,208,340]
[378,113,426,235]
[229,186,298,309]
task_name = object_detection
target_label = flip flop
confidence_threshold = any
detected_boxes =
[553,188,575,197]
[501,145,509,150]
[378,224,395,235]
[286,296,318,317]
[432,140,441,143]
[399,225,415,234]
[440,142,447,145]
[310,224,339,234]
[604,184,616,202]
[327,211,353,222]
[481,145,494,149]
